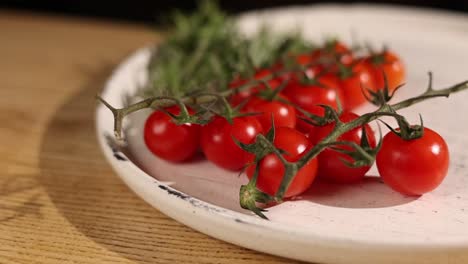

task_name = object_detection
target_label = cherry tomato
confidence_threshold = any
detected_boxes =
[229,78,251,106]
[144,106,200,162]
[376,127,449,195]
[229,69,281,106]
[246,127,318,197]
[201,115,263,171]
[365,50,405,93]
[294,53,323,79]
[295,105,326,139]
[266,60,293,83]
[339,60,376,110]
[313,111,376,183]
[283,74,343,112]
[255,68,282,88]
[243,95,296,131]
[296,53,314,66]
[283,74,343,136]
[311,41,354,66]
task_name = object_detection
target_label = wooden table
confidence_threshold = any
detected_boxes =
[0,11,298,263]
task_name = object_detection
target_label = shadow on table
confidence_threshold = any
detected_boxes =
[37,65,292,263]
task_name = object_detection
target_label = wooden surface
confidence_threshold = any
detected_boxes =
[0,11,299,264]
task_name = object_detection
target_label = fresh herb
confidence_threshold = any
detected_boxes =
[143,0,313,98]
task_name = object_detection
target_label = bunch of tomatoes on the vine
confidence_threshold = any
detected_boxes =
[143,40,450,205]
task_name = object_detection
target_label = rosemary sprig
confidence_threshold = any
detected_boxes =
[143,0,313,98]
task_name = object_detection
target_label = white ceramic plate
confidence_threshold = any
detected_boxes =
[96,4,468,264]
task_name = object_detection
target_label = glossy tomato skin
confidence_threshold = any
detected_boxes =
[283,74,343,137]
[376,127,449,195]
[365,51,405,93]
[144,106,200,162]
[294,53,323,79]
[283,74,342,111]
[246,127,318,197]
[339,60,376,110]
[295,105,326,139]
[229,69,281,106]
[229,78,252,107]
[314,111,376,183]
[243,95,296,131]
[201,116,263,171]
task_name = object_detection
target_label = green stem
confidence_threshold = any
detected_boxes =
[392,79,468,111]
[99,70,468,218]
[254,135,298,200]
[99,67,301,139]
[276,80,468,200]
[294,79,468,168]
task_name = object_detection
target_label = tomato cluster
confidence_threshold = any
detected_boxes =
[144,41,449,198]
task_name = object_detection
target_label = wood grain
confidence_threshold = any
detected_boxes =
[0,10,300,264]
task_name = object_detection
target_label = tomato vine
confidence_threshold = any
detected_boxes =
[99,73,468,218]
[97,1,468,219]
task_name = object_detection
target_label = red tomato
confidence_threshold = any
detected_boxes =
[365,50,405,93]
[144,106,200,162]
[267,61,293,83]
[229,78,252,107]
[296,53,313,65]
[201,116,263,171]
[283,74,342,111]
[246,127,318,197]
[229,69,281,106]
[295,105,327,139]
[294,53,323,79]
[376,127,449,195]
[243,95,296,131]
[255,68,282,88]
[313,111,376,183]
[311,41,354,66]
[282,74,343,136]
[339,60,376,110]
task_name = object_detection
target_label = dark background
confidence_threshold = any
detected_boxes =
[1,1,467,24]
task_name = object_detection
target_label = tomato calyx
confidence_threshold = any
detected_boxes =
[296,70,333,87]
[237,125,300,219]
[328,125,382,168]
[336,62,355,79]
[236,126,300,187]
[361,70,405,107]
[150,97,208,125]
[157,105,205,125]
[239,166,275,219]
[363,77,401,107]
[297,104,341,127]
[234,121,278,161]
[366,45,390,65]
[374,73,445,141]
[321,40,354,64]
[201,92,261,124]
[255,79,289,101]
[369,53,386,65]
[380,113,425,141]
